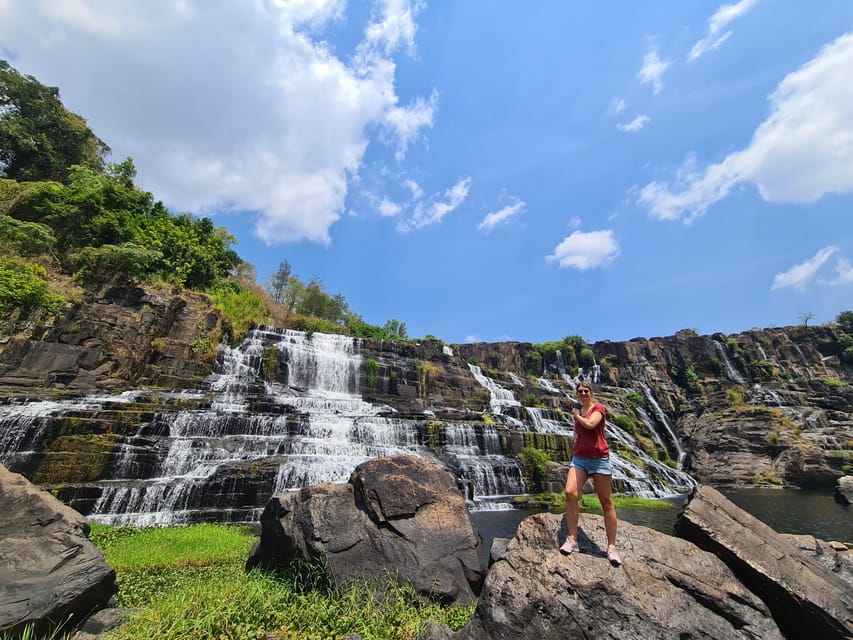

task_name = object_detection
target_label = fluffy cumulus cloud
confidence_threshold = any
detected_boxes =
[546,230,619,270]
[397,176,471,232]
[476,199,525,232]
[689,0,758,63]
[617,114,650,132]
[772,246,839,291]
[638,31,853,222]
[638,48,669,94]
[0,0,436,245]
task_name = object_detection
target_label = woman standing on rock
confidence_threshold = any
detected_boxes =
[560,381,621,566]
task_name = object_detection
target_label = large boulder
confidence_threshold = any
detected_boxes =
[247,454,487,604]
[0,464,117,638]
[835,475,853,506]
[674,484,853,639]
[454,512,782,640]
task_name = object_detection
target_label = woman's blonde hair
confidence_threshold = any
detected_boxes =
[577,381,593,393]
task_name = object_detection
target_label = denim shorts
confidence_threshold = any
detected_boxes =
[571,455,613,476]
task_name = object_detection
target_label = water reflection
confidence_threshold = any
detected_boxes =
[720,487,852,543]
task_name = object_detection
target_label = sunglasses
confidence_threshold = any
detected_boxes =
[577,389,591,395]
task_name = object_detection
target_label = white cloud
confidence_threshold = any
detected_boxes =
[546,230,620,270]
[365,0,424,54]
[398,177,471,232]
[617,114,650,132]
[404,178,424,201]
[476,200,525,232]
[832,258,853,286]
[378,198,401,217]
[464,335,479,343]
[638,48,669,94]
[689,0,758,63]
[569,216,582,228]
[638,31,853,222]
[385,89,438,161]
[0,0,435,245]
[772,246,838,291]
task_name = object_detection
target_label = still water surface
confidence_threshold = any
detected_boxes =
[471,489,851,551]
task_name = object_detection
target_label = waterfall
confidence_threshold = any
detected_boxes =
[0,328,700,524]
[468,364,524,427]
[605,421,695,496]
[637,383,686,466]
[713,340,746,384]
[439,421,526,508]
[555,350,571,383]
[537,377,560,394]
[525,407,571,434]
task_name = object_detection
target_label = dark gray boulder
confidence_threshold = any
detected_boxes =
[0,464,117,638]
[247,454,487,605]
[455,512,782,640]
[674,484,853,640]
[835,475,853,506]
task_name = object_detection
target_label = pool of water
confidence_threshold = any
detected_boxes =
[471,489,851,552]
[720,487,852,543]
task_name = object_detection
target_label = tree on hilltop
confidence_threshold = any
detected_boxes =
[0,60,110,182]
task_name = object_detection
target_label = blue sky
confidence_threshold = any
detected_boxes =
[2,1,852,344]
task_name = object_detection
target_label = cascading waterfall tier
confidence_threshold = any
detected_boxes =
[0,328,698,525]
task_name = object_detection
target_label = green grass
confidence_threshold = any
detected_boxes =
[513,493,675,512]
[87,522,474,640]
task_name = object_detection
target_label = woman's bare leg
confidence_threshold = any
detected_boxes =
[565,466,589,541]
[592,473,617,546]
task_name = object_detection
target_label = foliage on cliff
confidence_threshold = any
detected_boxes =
[0,59,409,343]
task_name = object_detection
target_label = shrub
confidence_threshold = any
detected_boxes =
[522,393,542,407]
[71,243,162,284]
[0,256,64,315]
[519,446,550,481]
[210,281,268,340]
[612,414,636,434]
[837,310,853,333]
[578,348,596,368]
[625,391,644,406]
[365,358,379,391]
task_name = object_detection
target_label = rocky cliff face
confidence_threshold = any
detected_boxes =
[0,284,219,396]
[0,283,850,526]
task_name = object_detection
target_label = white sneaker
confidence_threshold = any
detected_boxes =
[559,537,580,555]
[607,545,622,566]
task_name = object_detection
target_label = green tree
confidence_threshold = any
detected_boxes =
[0,60,109,182]
[266,260,292,304]
[798,312,815,326]
[837,310,853,333]
[383,319,408,340]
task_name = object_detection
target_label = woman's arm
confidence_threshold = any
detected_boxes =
[573,407,604,430]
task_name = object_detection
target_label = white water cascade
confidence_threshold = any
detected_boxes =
[0,328,702,524]
[468,364,525,427]
[637,382,686,466]
[713,340,746,384]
